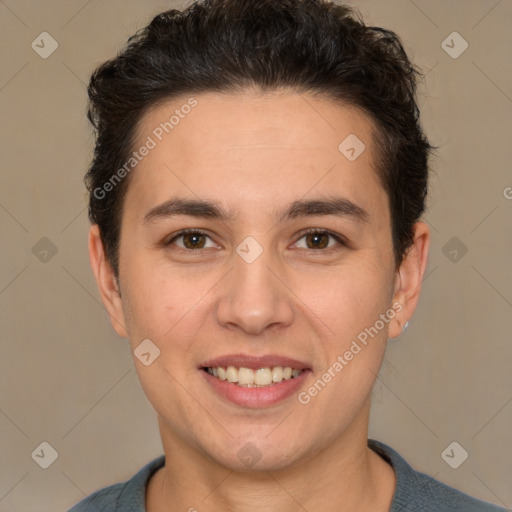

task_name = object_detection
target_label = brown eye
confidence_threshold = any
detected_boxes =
[181,232,206,249]
[166,230,215,250]
[304,232,329,249]
[294,229,347,251]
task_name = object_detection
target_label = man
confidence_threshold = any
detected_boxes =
[69,0,506,510]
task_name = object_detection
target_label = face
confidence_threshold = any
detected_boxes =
[90,90,428,472]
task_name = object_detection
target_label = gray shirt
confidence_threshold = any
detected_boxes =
[68,439,507,511]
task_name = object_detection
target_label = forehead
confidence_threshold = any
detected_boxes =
[125,90,388,226]
[138,89,374,152]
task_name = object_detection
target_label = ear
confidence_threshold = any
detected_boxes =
[388,221,430,339]
[88,224,128,338]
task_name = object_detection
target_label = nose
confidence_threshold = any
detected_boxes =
[215,244,295,336]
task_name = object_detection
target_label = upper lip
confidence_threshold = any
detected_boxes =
[201,353,311,370]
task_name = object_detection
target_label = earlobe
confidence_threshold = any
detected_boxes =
[389,221,430,339]
[88,224,128,338]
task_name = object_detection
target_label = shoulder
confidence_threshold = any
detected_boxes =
[368,439,508,512]
[67,455,166,512]
[67,483,124,512]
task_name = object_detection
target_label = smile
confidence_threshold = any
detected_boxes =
[203,366,304,387]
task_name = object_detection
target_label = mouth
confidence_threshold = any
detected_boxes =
[201,365,304,388]
[199,354,311,407]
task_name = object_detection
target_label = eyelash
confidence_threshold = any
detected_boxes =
[165,228,349,253]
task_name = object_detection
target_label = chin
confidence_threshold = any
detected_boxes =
[200,432,309,473]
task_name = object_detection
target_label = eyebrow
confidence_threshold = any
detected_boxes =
[143,196,369,225]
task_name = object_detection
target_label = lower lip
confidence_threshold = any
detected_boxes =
[201,369,311,408]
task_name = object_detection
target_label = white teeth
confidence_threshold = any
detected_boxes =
[226,365,238,383]
[238,367,254,385]
[206,365,304,387]
[254,368,273,386]
[272,366,284,383]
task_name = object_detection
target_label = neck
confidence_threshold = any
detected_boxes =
[146,405,395,512]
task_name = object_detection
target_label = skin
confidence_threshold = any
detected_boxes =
[89,89,430,512]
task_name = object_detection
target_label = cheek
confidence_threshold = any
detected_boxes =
[120,263,174,344]
[121,259,214,349]
[303,263,392,341]
[299,264,392,397]
[304,285,390,425]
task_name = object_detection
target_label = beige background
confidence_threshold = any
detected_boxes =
[0,0,511,510]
